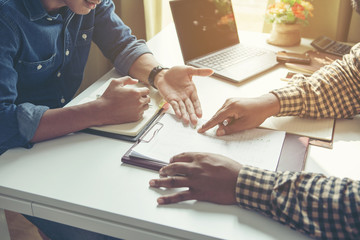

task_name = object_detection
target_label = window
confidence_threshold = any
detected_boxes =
[232,0,269,32]
[145,0,270,40]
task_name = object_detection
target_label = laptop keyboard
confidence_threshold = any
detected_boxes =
[193,45,267,71]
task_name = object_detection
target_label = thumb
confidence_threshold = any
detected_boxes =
[119,77,139,87]
[188,67,214,77]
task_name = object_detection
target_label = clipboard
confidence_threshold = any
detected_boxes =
[121,114,310,172]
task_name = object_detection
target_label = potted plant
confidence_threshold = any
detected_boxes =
[265,0,314,46]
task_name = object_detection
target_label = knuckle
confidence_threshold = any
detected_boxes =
[178,193,187,202]
[163,197,176,204]
[169,176,176,187]
[193,152,206,160]
[133,91,142,99]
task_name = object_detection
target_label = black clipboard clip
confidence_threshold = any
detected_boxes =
[122,115,166,171]
[139,121,164,143]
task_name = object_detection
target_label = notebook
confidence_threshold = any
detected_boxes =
[73,78,165,142]
[170,0,278,83]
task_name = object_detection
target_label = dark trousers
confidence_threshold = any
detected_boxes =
[23,215,121,240]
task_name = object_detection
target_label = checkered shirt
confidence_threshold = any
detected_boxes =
[236,43,360,240]
[273,43,360,119]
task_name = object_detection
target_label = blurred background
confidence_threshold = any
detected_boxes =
[80,0,360,94]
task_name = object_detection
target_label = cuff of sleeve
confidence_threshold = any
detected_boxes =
[270,86,303,117]
[236,165,277,212]
[17,103,49,142]
[114,40,152,76]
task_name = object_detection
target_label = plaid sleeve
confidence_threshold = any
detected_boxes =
[271,43,360,119]
[236,166,360,240]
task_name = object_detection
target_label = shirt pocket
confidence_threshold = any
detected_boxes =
[76,27,94,47]
[16,53,57,74]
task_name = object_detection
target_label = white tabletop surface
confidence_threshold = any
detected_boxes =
[1,24,359,240]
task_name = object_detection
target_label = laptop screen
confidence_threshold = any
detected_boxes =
[170,0,239,62]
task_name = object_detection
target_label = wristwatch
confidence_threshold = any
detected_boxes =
[148,66,169,89]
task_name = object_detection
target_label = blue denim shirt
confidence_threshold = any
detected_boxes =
[0,0,151,155]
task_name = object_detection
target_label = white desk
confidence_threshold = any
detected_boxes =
[1,24,360,240]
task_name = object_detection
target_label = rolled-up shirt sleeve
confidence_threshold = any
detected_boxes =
[236,166,360,239]
[0,102,49,155]
[271,43,360,119]
[0,12,48,154]
[17,103,49,141]
[92,0,152,76]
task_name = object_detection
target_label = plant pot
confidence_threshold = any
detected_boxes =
[267,23,301,47]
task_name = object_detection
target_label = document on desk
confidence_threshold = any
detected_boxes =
[260,116,335,142]
[74,78,165,141]
[126,113,286,171]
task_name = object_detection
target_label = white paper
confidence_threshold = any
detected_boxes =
[131,114,286,171]
[260,116,335,141]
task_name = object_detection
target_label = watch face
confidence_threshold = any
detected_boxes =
[148,66,168,89]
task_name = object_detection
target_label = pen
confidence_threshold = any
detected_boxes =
[158,99,168,109]
[149,99,169,110]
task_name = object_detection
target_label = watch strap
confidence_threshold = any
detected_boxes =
[148,66,169,89]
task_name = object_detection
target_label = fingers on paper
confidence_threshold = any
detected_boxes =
[169,100,181,118]
[170,153,195,163]
[170,100,190,125]
[178,101,190,124]
[190,91,202,118]
[157,190,193,205]
[159,163,192,177]
[198,110,227,133]
[184,98,198,126]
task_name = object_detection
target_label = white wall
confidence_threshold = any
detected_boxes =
[348,9,360,43]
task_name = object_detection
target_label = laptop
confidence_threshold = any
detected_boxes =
[170,0,278,83]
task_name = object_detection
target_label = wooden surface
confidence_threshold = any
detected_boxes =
[5,211,48,240]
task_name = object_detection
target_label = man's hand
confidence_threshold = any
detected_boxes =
[149,152,242,205]
[96,77,151,124]
[198,93,280,136]
[155,66,213,126]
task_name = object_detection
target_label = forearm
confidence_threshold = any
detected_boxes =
[31,101,102,142]
[257,93,280,118]
[128,53,160,85]
[236,166,360,239]
[272,43,360,119]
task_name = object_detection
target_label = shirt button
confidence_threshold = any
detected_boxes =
[65,50,70,56]
[61,97,65,104]
[57,72,61,77]
[37,64,42,70]
[82,34,87,40]
[46,17,53,21]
